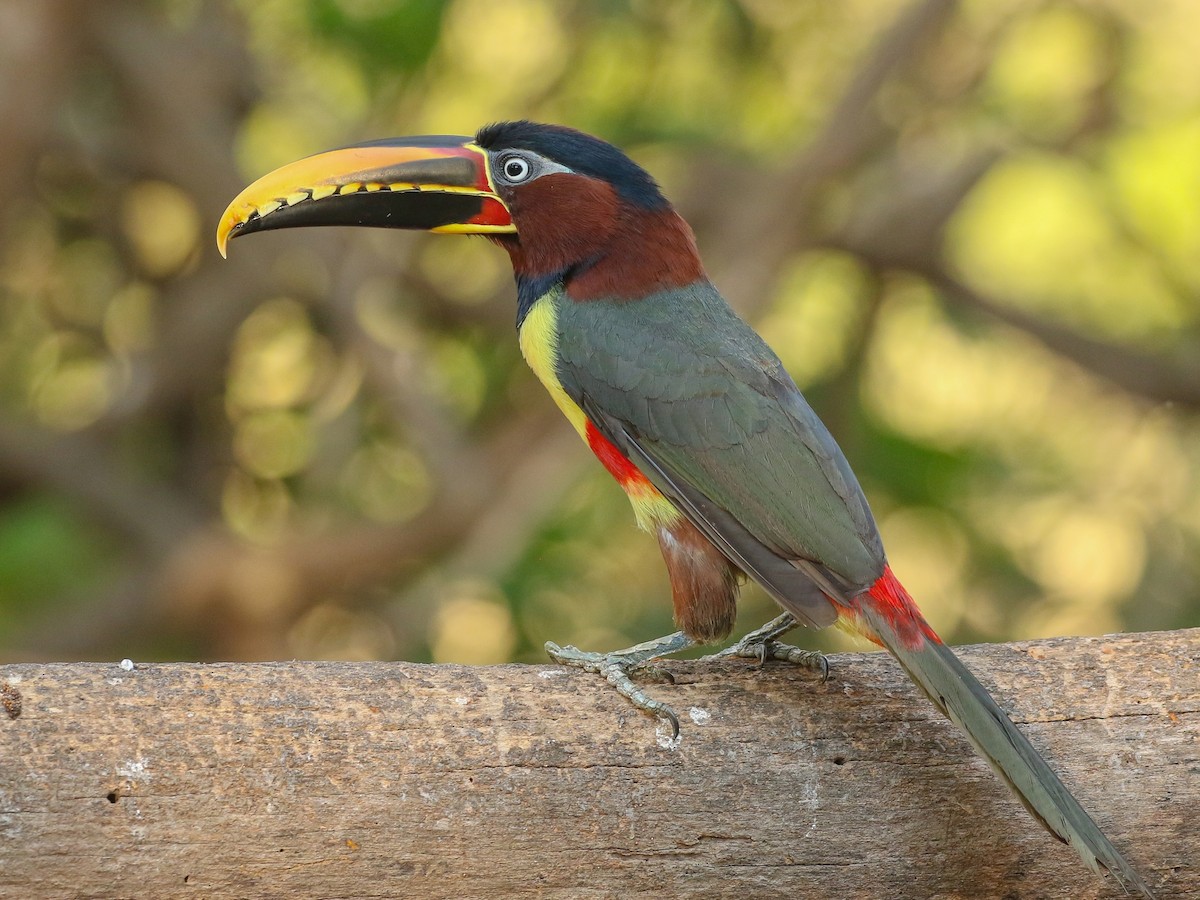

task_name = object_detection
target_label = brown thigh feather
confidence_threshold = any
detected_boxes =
[656,518,740,643]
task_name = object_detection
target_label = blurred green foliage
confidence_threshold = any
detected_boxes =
[0,0,1197,665]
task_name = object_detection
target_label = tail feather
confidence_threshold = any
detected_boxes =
[849,568,1155,899]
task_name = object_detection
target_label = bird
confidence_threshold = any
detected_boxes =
[217,120,1155,896]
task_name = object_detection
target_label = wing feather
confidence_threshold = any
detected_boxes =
[554,282,886,624]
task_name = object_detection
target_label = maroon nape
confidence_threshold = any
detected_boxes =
[497,172,704,301]
[567,205,704,301]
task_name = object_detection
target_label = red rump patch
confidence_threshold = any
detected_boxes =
[845,565,942,650]
[585,420,652,490]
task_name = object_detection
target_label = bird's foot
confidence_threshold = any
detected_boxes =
[708,612,830,682]
[545,630,695,740]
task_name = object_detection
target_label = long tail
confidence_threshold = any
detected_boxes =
[842,566,1155,899]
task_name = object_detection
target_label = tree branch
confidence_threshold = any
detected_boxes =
[2,628,1193,898]
[698,0,958,314]
[924,268,1200,408]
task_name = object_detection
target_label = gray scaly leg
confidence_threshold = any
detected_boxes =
[708,612,829,681]
[545,630,695,738]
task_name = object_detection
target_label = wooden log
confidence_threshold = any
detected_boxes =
[1,629,1196,898]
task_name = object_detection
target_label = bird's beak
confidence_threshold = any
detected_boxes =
[216,136,515,257]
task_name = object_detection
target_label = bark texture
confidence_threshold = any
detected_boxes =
[1,629,1196,899]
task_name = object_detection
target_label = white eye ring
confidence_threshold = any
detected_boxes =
[500,156,532,183]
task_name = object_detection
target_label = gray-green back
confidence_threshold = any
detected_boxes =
[553,281,886,625]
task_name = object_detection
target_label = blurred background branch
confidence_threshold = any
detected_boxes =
[0,0,1196,665]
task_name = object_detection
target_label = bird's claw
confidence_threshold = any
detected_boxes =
[545,631,693,739]
[599,658,681,739]
[763,642,830,683]
[717,637,829,680]
[709,613,830,682]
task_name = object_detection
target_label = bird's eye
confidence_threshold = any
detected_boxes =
[500,156,532,183]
